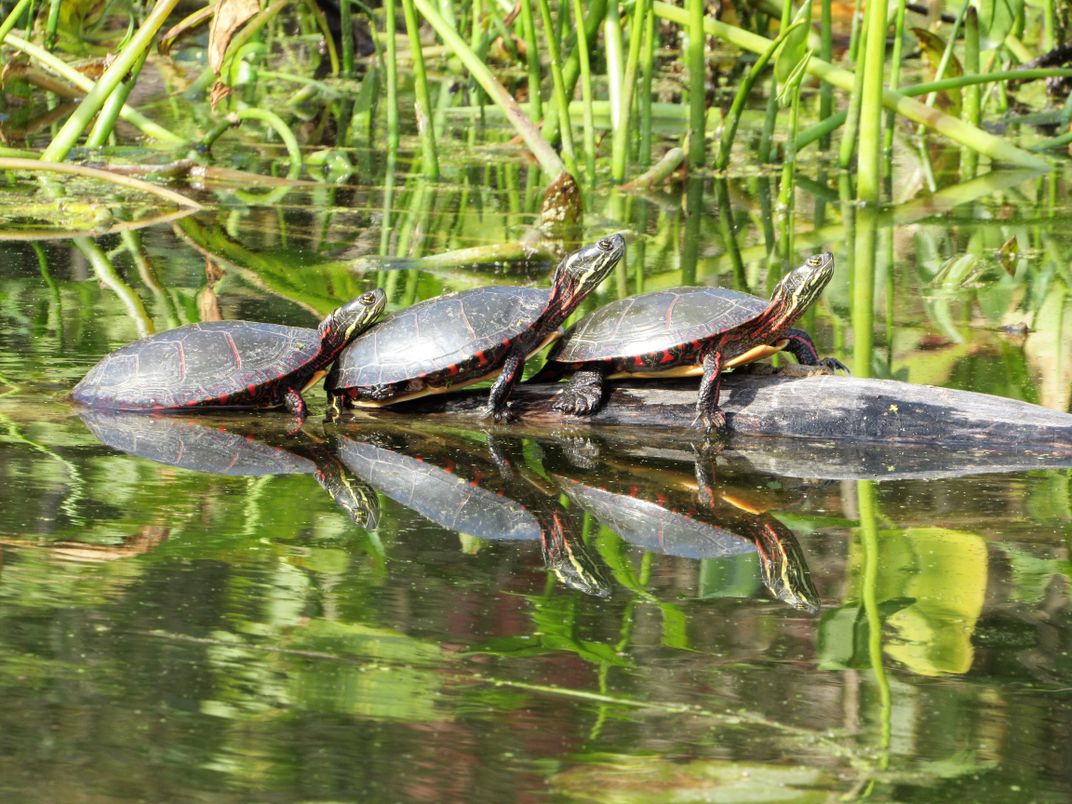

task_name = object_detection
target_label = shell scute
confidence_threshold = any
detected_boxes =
[332,287,549,389]
[554,287,768,362]
[73,321,323,409]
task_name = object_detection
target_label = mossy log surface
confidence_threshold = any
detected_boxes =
[342,373,1072,458]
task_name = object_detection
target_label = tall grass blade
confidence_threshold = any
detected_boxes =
[570,0,598,186]
[413,0,567,179]
[401,0,440,178]
[611,0,650,182]
[536,0,578,176]
[519,0,543,122]
[856,0,889,203]
[686,0,706,168]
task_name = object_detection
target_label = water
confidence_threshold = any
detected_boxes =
[0,160,1069,801]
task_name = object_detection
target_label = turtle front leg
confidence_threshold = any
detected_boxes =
[784,328,850,374]
[284,387,308,432]
[694,349,727,433]
[484,351,525,423]
[552,366,608,416]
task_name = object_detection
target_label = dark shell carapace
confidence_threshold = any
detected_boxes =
[330,287,550,390]
[72,321,324,410]
[552,287,768,363]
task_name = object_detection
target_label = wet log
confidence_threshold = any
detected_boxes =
[344,373,1072,457]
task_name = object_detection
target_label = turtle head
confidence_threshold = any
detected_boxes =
[754,520,821,615]
[770,252,835,322]
[315,459,381,530]
[319,288,387,352]
[546,233,627,319]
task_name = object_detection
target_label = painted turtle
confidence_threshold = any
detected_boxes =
[79,409,379,529]
[325,235,626,421]
[334,430,609,597]
[72,289,387,422]
[554,452,820,613]
[533,252,846,431]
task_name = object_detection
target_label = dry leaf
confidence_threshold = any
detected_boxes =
[209,81,232,110]
[208,0,260,75]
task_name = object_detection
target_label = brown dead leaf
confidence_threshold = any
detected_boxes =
[912,27,963,115]
[539,172,583,228]
[198,284,223,321]
[209,81,232,110]
[208,0,260,75]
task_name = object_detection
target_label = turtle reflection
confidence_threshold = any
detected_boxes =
[77,409,378,529]
[554,445,820,614]
[333,429,609,598]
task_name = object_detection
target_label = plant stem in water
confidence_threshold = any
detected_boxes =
[686,0,706,169]
[611,0,650,182]
[401,0,440,178]
[856,0,889,203]
[536,0,578,176]
[571,0,598,186]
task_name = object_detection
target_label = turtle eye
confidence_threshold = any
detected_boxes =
[598,238,613,252]
[359,292,377,305]
[807,255,823,267]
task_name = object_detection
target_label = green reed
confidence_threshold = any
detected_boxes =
[400,0,439,178]
[571,0,598,186]
[962,7,981,179]
[384,0,400,157]
[519,0,543,122]
[536,0,578,176]
[611,0,650,182]
[856,0,889,203]
[686,0,706,168]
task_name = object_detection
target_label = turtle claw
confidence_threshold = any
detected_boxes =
[483,405,517,424]
[693,408,727,435]
[552,386,603,416]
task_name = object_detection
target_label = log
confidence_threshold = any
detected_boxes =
[342,373,1072,458]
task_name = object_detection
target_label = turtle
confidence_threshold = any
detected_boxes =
[335,429,609,597]
[552,442,820,613]
[79,409,379,529]
[532,252,847,432]
[72,289,386,423]
[325,234,626,422]
[558,476,820,613]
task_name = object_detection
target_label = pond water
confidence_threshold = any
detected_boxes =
[0,155,1069,801]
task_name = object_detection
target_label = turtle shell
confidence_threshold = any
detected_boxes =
[330,286,550,390]
[551,287,768,362]
[335,435,541,542]
[559,477,754,559]
[72,321,324,410]
[79,409,318,476]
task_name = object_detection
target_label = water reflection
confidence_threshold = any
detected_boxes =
[1,162,1070,799]
[555,446,821,613]
[334,429,610,597]
[78,409,379,529]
